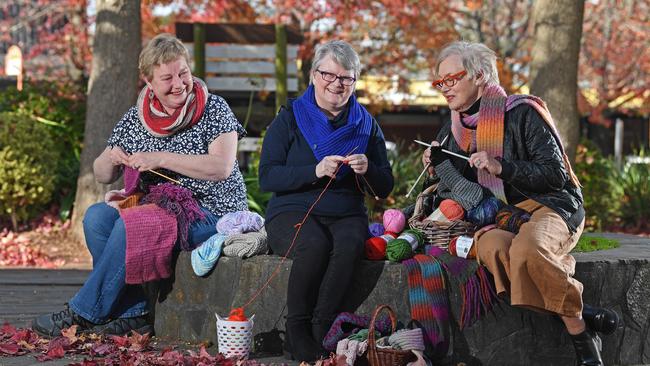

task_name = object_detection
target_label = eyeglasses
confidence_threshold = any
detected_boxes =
[315,69,356,86]
[431,70,467,90]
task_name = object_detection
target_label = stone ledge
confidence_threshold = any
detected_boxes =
[152,233,650,366]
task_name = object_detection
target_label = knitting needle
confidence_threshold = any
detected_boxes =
[413,139,470,161]
[405,135,449,198]
[148,169,181,185]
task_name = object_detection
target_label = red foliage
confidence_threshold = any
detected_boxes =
[0,322,269,365]
[579,0,650,124]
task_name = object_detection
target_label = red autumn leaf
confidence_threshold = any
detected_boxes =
[0,342,20,355]
[109,334,130,347]
[127,330,151,352]
[1,323,16,337]
[90,342,114,355]
[61,325,79,344]
[37,344,65,361]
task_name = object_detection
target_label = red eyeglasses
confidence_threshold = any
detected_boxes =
[432,70,467,90]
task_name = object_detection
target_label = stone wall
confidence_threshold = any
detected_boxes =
[152,233,650,366]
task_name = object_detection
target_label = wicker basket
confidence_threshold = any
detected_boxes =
[408,184,477,249]
[366,305,417,366]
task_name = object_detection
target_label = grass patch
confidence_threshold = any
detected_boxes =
[572,235,620,253]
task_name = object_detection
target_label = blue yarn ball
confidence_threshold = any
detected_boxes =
[369,222,385,237]
[467,196,504,227]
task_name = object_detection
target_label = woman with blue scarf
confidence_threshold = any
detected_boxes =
[259,40,394,362]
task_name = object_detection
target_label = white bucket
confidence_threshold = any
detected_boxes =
[215,313,255,359]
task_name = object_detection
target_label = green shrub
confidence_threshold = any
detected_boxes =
[574,140,623,231]
[615,148,650,231]
[0,82,85,220]
[0,112,60,229]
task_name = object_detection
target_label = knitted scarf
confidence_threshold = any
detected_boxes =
[293,84,373,177]
[137,77,208,137]
[402,254,449,358]
[450,84,581,202]
[426,246,497,329]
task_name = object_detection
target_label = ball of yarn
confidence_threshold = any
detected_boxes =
[383,209,406,234]
[448,236,477,259]
[495,206,531,234]
[439,199,465,221]
[466,196,504,227]
[396,229,425,251]
[364,233,396,260]
[386,239,413,262]
[368,222,385,237]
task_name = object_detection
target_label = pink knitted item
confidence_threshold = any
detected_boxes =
[121,204,178,284]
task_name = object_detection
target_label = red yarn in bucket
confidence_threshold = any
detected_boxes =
[228,307,248,321]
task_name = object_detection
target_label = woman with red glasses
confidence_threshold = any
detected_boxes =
[259,40,394,362]
[422,41,617,366]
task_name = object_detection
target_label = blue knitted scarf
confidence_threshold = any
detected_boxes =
[293,85,373,177]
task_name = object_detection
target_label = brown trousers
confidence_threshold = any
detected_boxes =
[475,199,585,317]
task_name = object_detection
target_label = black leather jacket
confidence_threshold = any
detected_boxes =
[431,103,585,233]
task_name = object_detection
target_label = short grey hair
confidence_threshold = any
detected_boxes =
[435,41,499,86]
[310,40,361,83]
[139,33,191,80]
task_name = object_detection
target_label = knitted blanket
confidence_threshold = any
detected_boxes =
[122,204,177,284]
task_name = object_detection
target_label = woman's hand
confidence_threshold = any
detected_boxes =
[345,154,369,175]
[127,151,165,172]
[316,155,345,178]
[108,146,129,167]
[422,140,441,175]
[469,151,502,176]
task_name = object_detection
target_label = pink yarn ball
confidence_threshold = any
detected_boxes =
[383,209,406,234]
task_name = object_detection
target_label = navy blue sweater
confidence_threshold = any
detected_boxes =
[259,101,394,221]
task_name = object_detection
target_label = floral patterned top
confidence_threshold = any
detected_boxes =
[107,93,248,216]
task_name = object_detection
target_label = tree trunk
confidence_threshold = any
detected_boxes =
[529,0,585,162]
[71,0,141,242]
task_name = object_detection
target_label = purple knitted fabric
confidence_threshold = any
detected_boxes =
[216,211,264,236]
[122,204,177,284]
[141,183,205,250]
[123,167,141,196]
[322,312,392,352]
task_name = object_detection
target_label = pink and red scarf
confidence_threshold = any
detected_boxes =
[137,77,208,137]
[450,84,580,202]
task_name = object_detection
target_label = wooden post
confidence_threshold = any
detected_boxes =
[275,23,288,113]
[193,23,206,80]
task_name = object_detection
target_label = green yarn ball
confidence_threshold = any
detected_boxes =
[386,239,413,262]
[400,229,424,251]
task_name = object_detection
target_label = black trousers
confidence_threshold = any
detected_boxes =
[266,211,367,325]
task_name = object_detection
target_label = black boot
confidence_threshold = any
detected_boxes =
[583,304,619,335]
[571,329,603,366]
[285,320,327,363]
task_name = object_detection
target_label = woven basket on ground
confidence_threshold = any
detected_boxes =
[408,184,477,249]
[366,305,417,366]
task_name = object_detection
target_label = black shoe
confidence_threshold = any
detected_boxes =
[571,329,603,366]
[32,304,96,337]
[583,304,619,335]
[89,315,154,336]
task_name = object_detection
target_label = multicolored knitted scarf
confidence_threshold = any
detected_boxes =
[450,84,581,202]
[426,246,497,328]
[402,254,449,357]
[137,77,208,137]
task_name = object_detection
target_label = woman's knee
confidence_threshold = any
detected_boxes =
[83,203,119,232]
